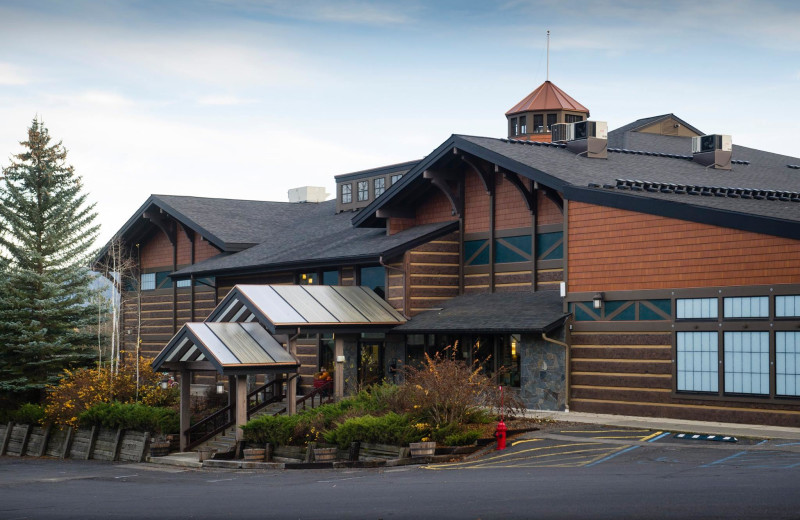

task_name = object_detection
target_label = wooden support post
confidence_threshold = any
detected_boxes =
[179,368,191,451]
[334,336,345,400]
[19,424,32,457]
[235,375,247,441]
[85,426,97,460]
[287,336,298,415]
[0,422,11,455]
[112,428,124,461]
[140,431,151,462]
[61,427,74,459]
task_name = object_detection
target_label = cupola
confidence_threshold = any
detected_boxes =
[505,80,589,142]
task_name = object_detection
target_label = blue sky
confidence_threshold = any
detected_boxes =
[1,0,799,246]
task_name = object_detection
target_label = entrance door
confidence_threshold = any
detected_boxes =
[358,341,384,387]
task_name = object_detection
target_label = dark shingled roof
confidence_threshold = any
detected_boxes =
[393,290,568,334]
[174,200,457,276]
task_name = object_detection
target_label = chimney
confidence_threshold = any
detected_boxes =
[692,134,732,170]
[559,120,608,159]
[288,186,328,203]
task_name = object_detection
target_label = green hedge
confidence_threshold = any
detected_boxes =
[78,402,178,434]
[11,403,46,425]
[240,414,301,446]
[323,413,421,449]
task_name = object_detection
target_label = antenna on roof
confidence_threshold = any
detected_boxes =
[546,30,550,81]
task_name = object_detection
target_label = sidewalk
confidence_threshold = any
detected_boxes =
[523,410,800,441]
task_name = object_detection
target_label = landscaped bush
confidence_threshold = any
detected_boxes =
[441,429,481,446]
[44,357,179,427]
[11,403,46,425]
[323,413,421,449]
[241,414,302,446]
[78,402,179,435]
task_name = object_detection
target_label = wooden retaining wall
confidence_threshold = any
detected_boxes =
[0,424,151,462]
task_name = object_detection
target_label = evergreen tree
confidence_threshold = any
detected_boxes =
[0,118,100,405]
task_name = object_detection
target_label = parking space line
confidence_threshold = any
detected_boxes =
[584,446,640,467]
[702,451,746,467]
[560,429,650,433]
[648,432,671,442]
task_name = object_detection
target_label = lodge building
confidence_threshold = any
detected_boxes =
[98,79,800,435]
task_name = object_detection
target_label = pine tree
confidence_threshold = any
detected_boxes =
[0,118,100,405]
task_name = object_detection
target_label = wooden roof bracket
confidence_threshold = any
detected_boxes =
[143,209,176,246]
[424,168,462,216]
[498,165,535,213]
[457,149,493,195]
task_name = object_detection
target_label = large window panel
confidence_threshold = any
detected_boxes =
[677,331,718,392]
[723,297,768,318]
[776,295,800,317]
[676,298,717,319]
[724,331,769,395]
[141,273,155,291]
[777,332,800,397]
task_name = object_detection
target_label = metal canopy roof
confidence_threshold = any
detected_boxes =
[152,322,300,375]
[207,285,406,333]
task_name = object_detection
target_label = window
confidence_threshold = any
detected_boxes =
[546,113,557,129]
[374,177,385,198]
[533,114,544,132]
[341,183,352,204]
[677,331,718,392]
[723,297,768,318]
[141,273,155,291]
[677,298,718,319]
[498,334,521,387]
[776,332,800,396]
[565,114,583,123]
[359,266,385,298]
[509,117,517,136]
[322,270,339,285]
[724,332,769,395]
[298,272,316,285]
[519,116,527,134]
[391,173,403,185]
[357,181,369,202]
[319,333,335,372]
[176,279,191,288]
[776,295,800,317]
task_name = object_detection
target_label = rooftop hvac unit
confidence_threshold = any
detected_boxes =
[692,134,732,154]
[551,123,572,142]
[572,120,608,140]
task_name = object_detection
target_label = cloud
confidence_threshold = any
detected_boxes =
[216,0,415,25]
[0,62,31,85]
[196,95,258,106]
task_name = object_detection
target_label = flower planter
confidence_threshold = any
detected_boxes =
[149,440,171,458]
[409,441,436,457]
[313,447,337,462]
[243,448,266,462]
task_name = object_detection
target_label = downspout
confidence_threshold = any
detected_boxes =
[541,327,570,412]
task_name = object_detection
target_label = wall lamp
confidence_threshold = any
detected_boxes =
[593,292,604,310]
[216,381,225,394]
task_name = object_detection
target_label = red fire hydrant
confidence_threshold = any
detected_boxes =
[495,420,507,450]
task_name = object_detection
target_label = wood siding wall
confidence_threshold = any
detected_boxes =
[570,331,800,426]
[407,233,460,316]
[568,202,800,293]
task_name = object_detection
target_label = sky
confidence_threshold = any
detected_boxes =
[1,0,799,247]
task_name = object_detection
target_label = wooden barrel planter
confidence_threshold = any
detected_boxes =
[149,440,171,458]
[313,447,337,462]
[409,441,436,457]
[243,448,266,462]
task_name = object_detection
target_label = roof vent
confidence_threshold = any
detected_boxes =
[691,134,732,170]
[288,186,328,203]
[564,120,608,159]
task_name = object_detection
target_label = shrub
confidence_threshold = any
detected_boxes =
[323,413,421,448]
[11,403,46,425]
[78,402,178,435]
[44,357,178,427]
[442,429,481,447]
[241,414,301,446]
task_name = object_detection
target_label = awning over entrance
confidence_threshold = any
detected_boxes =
[152,322,300,375]
[207,284,406,333]
[393,290,568,334]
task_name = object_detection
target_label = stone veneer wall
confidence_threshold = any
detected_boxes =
[519,331,566,411]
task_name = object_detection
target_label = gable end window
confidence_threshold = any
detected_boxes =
[341,183,352,204]
[141,273,156,291]
[374,177,385,198]
[391,173,403,185]
[357,181,369,202]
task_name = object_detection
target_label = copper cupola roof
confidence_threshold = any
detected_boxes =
[506,80,589,116]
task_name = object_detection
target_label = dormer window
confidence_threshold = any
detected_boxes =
[546,113,557,130]
[341,183,352,204]
[509,117,518,136]
[565,114,583,123]
[519,115,527,134]
[533,114,544,133]
[374,177,385,198]
[357,181,369,201]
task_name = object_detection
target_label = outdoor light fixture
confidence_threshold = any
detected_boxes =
[593,292,604,309]
[159,378,169,390]
[216,381,225,394]
[336,355,345,363]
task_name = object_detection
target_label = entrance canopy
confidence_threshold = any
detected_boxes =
[152,322,300,375]
[207,285,406,333]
